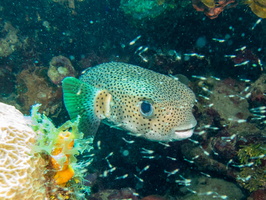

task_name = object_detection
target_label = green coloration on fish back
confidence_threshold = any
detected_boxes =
[62,62,197,142]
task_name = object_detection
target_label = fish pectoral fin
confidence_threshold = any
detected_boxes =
[62,77,100,136]
[94,89,112,119]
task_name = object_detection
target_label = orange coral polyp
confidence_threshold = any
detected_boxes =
[54,165,75,185]
[52,147,63,156]
[50,153,68,170]
[50,131,76,185]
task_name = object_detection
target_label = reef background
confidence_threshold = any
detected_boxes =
[0,0,265,199]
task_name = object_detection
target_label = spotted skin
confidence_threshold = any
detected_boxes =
[62,62,197,142]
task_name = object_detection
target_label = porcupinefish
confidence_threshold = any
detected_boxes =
[62,62,197,142]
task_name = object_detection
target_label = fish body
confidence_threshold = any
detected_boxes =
[62,62,197,142]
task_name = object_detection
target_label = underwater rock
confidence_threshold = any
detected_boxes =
[0,22,22,57]
[88,188,139,200]
[181,140,238,179]
[227,120,261,137]
[78,51,111,69]
[179,175,245,200]
[141,195,167,200]
[210,78,251,123]
[48,55,76,85]
[248,189,266,200]
[16,67,62,115]
[183,73,265,196]
[249,73,266,107]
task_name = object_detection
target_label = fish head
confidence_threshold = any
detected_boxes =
[109,85,197,142]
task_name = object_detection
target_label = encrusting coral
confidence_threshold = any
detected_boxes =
[0,102,93,199]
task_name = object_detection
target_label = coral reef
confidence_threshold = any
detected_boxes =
[0,0,265,199]
[249,73,266,108]
[243,0,266,18]
[192,0,237,19]
[180,140,239,179]
[0,102,47,199]
[141,195,167,200]
[192,0,266,18]
[237,143,266,192]
[0,22,22,57]
[120,0,170,21]
[0,102,93,199]
[179,73,265,195]
[209,78,251,122]
[179,175,245,200]
[48,55,76,85]
[88,188,139,200]
[248,189,266,200]
[120,0,188,21]
[31,104,93,199]
[16,67,62,115]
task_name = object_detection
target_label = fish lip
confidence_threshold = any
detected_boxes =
[172,125,196,140]
[174,127,195,132]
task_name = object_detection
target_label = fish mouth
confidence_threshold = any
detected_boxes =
[174,127,195,133]
[173,126,196,140]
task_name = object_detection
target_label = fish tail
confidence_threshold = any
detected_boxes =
[62,77,100,136]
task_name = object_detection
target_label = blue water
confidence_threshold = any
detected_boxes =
[0,0,265,199]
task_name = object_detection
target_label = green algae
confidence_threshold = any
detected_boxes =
[237,143,266,192]
[238,143,266,165]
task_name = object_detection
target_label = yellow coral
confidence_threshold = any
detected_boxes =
[243,0,266,18]
[201,0,215,8]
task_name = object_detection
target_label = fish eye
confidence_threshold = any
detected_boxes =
[140,100,154,118]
